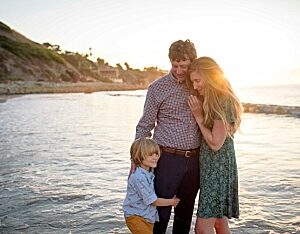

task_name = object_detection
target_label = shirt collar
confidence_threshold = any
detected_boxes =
[168,72,187,86]
[137,167,155,179]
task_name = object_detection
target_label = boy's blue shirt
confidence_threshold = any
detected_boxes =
[123,167,159,223]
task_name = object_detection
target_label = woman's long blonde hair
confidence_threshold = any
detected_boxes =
[189,57,243,135]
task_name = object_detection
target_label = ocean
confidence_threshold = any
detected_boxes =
[0,84,299,234]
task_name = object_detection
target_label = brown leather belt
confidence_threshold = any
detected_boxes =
[159,146,200,157]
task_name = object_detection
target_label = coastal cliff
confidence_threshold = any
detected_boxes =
[0,21,165,94]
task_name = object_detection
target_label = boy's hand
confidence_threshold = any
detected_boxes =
[172,195,180,208]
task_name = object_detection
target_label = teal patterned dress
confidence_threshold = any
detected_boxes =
[196,100,239,219]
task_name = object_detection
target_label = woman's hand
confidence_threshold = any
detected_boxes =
[188,95,204,123]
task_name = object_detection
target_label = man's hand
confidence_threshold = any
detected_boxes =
[128,162,136,179]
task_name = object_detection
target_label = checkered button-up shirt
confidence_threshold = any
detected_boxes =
[135,72,201,150]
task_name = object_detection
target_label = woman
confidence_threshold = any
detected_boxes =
[187,57,243,234]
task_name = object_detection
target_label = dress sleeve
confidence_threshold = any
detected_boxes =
[224,100,236,124]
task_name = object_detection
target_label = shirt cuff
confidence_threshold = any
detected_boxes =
[144,193,158,205]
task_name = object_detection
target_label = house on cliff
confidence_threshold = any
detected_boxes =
[97,66,122,83]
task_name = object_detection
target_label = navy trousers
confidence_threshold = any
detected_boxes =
[153,151,199,234]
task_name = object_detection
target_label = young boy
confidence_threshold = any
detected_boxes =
[123,138,180,234]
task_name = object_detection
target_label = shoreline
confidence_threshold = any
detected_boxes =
[0,81,299,118]
[0,81,147,95]
[0,81,148,104]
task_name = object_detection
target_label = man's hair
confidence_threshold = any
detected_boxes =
[130,138,160,166]
[168,39,197,62]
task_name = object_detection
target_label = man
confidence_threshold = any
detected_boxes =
[135,40,202,234]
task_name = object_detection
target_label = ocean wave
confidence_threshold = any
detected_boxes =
[242,103,300,118]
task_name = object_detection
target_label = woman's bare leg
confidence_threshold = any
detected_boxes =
[194,217,216,234]
[214,217,230,234]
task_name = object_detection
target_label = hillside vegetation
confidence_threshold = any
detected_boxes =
[0,21,166,86]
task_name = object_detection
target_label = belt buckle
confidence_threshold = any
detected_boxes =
[185,150,191,157]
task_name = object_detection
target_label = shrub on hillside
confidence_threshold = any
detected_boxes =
[0,22,12,32]
[0,35,64,64]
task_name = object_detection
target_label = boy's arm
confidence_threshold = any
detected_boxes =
[151,196,180,207]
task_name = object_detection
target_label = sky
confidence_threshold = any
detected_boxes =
[0,0,300,87]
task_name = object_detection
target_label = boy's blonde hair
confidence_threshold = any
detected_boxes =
[130,138,160,166]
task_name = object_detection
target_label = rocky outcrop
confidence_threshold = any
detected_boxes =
[243,103,300,118]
